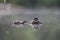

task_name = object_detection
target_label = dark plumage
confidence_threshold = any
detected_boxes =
[14,21,28,25]
[31,18,42,24]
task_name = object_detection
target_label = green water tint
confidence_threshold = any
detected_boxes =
[7,23,60,40]
[9,26,39,40]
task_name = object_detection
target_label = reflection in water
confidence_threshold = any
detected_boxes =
[0,4,60,40]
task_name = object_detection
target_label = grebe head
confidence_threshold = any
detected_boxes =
[34,18,38,21]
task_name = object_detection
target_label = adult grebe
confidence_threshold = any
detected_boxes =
[31,18,42,29]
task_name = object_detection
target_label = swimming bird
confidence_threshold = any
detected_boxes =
[30,18,42,29]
